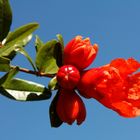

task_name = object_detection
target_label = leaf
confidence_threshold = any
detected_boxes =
[54,42,64,67]
[0,67,51,101]
[0,78,51,101]
[2,34,32,60]
[0,56,10,72]
[56,34,64,66]
[0,67,19,85]
[35,35,64,73]
[0,0,12,41]
[48,76,58,90]
[0,22,39,58]
[49,92,63,127]
[35,35,44,52]
[35,40,59,74]
[15,46,36,71]
[5,22,38,45]
[56,34,64,48]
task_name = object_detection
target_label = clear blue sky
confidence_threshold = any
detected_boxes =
[0,0,140,140]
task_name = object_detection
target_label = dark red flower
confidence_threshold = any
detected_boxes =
[78,58,140,117]
[56,89,86,125]
[64,36,98,70]
[56,65,80,89]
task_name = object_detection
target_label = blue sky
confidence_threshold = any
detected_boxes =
[0,0,140,140]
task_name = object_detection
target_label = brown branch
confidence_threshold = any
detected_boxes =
[10,66,55,78]
[0,42,3,48]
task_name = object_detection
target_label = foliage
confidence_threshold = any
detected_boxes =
[0,0,64,127]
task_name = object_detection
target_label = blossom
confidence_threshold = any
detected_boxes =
[56,89,86,125]
[55,35,140,126]
[56,65,80,89]
[64,36,98,70]
[78,58,140,117]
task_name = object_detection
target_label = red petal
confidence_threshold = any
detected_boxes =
[125,73,140,106]
[56,89,86,125]
[110,58,140,77]
[112,101,140,117]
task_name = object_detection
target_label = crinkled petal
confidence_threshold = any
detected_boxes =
[110,58,140,77]
[112,101,140,117]
[125,73,140,107]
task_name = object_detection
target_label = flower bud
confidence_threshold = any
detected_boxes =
[57,65,80,89]
[56,89,86,125]
[64,36,98,70]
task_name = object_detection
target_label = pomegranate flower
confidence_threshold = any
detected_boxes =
[78,58,140,117]
[64,36,98,70]
[55,35,140,126]
[56,89,86,125]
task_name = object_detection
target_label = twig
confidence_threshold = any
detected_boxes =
[0,42,3,48]
[10,66,55,78]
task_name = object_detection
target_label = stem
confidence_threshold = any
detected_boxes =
[10,65,55,78]
[0,42,3,48]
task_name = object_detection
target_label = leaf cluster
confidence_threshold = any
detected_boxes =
[0,0,64,127]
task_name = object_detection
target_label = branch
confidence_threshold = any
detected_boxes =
[0,42,3,48]
[10,65,55,78]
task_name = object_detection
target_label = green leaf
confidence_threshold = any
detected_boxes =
[35,35,44,52]
[35,40,59,74]
[2,34,32,60]
[56,34,64,48]
[0,0,12,41]
[15,46,36,71]
[0,22,39,58]
[0,56,10,72]
[0,67,51,101]
[0,78,51,101]
[48,76,58,90]
[0,67,19,85]
[5,22,38,45]
[49,92,63,127]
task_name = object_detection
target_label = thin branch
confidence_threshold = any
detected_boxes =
[10,65,55,78]
[0,42,3,48]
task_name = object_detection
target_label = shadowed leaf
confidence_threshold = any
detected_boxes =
[0,67,19,85]
[55,34,64,67]
[0,56,10,72]
[0,78,51,101]
[49,91,63,127]
[56,34,64,48]
[0,0,12,41]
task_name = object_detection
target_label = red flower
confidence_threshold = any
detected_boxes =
[64,36,98,70]
[78,58,140,117]
[57,65,80,89]
[56,34,140,125]
[56,89,86,125]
